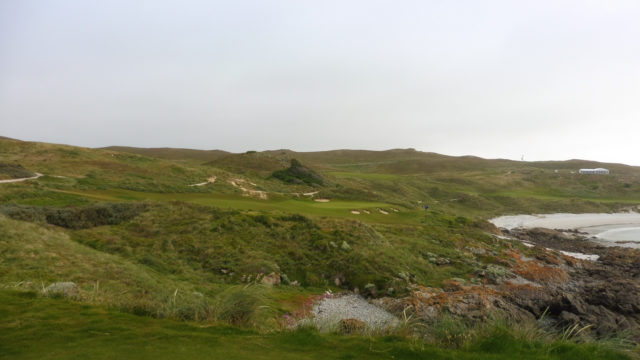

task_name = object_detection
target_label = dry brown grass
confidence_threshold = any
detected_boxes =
[513,260,568,284]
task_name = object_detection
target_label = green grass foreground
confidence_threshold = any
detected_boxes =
[0,291,631,360]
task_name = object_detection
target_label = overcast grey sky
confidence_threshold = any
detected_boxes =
[1,1,639,165]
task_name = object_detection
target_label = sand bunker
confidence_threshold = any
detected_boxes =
[228,178,268,200]
[378,209,389,215]
[314,198,330,203]
[189,176,217,187]
[350,210,361,215]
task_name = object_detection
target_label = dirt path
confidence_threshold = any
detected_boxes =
[0,173,43,184]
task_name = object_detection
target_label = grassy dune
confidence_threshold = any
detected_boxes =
[3,137,640,217]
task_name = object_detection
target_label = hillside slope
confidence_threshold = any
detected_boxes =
[102,146,229,162]
[2,137,640,358]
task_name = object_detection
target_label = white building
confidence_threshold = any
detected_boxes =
[579,168,610,175]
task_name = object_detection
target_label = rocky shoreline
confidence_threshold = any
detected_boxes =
[368,227,640,339]
[300,225,640,340]
[502,228,640,336]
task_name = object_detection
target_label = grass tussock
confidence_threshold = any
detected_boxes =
[403,314,637,359]
[3,289,631,360]
[210,284,276,329]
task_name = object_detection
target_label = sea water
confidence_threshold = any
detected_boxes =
[583,225,640,248]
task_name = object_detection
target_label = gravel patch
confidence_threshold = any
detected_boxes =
[310,294,398,330]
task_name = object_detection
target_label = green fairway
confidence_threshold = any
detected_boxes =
[51,188,417,222]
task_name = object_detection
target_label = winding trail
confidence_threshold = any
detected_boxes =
[0,173,43,184]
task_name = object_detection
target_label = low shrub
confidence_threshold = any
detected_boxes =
[210,284,275,329]
[272,159,325,186]
[0,162,35,179]
[0,203,148,229]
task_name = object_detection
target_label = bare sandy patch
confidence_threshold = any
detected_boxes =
[246,189,268,200]
[228,178,268,199]
[559,250,599,261]
[189,176,217,187]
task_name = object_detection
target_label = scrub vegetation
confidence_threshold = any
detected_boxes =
[0,162,35,179]
[272,159,325,186]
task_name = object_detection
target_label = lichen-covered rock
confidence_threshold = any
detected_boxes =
[484,264,512,283]
[261,272,281,286]
[363,283,377,297]
[45,282,78,298]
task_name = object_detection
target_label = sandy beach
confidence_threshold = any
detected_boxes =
[490,213,640,230]
[490,213,640,247]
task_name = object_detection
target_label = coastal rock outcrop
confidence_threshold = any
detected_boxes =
[373,228,640,340]
[499,228,640,337]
